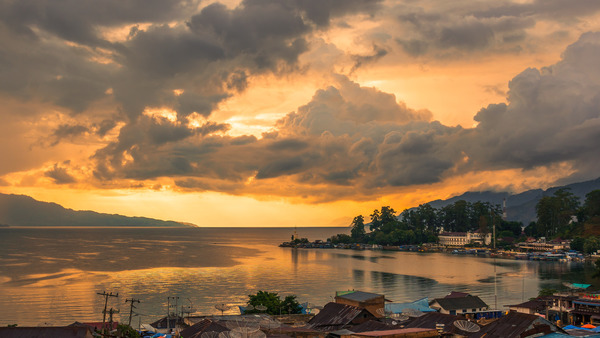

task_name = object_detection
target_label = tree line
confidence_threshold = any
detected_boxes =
[329,188,600,248]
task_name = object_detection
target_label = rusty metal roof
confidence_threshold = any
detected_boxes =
[470,311,565,338]
[336,291,384,302]
[308,302,374,331]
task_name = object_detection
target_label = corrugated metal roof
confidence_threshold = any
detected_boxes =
[353,328,437,336]
[337,291,384,302]
[308,302,373,331]
[404,311,472,335]
[431,295,488,311]
[181,319,229,338]
[470,311,565,338]
[0,326,93,338]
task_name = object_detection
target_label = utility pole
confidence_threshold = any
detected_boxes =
[125,298,141,327]
[105,307,120,332]
[97,291,118,334]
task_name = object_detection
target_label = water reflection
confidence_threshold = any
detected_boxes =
[0,227,596,327]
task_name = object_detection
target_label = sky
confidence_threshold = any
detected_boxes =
[1,0,600,227]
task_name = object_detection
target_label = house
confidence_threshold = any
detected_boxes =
[438,231,491,247]
[470,311,566,338]
[0,326,94,338]
[335,291,387,317]
[351,328,439,338]
[403,312,478,336]
[429,293,489,316]
[506,299,546,315]
[180,318,229,338]
[308,302,377,332]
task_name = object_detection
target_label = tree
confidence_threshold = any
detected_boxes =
[350,215,366,241]
[247,291,302,315]
[116,324,140,338]
[536,188,580,238]
[370,206,399,232]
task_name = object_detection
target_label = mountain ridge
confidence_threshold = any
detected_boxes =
[420,177,600,224]
[0,193,191,227]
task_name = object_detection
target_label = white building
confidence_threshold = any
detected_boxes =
[438,231,491,246]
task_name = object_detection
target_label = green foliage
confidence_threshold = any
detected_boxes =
[116,324,140,338]
[538,288,558,297]
[7,324,17,327]
[535,188,580,238]
[350,215,366,241]
[291,237,309,244]
[571,237,585,251]
[247,291,301,315]
[594,258,600,279]
[585,190,600,219]
[329,233,352,244]
[584,237,600,254]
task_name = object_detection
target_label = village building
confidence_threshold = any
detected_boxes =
[429,292,489,317]
[506,299,546,315]
[335,291,388,318]
[0,326,94,338]
[437,231,491,247]
[309,302,377,332]
[470,311,566,337]
[515,238,571,251]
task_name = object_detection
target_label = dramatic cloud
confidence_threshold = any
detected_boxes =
[0,0,599,221]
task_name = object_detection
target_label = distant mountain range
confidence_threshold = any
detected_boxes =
[422,177,600,224]
[0,193,191,227]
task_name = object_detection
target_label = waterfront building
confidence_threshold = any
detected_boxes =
[438,231,491,247]
[335,291,388,318]
[515,238,570,251]
[506,299,546,315]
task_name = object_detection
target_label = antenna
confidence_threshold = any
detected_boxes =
[453,320,481,333]
[255,305,267,312]
[215,303,231,316]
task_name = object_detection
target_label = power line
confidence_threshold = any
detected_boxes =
[125,298,141,327]
[97,291,118,334]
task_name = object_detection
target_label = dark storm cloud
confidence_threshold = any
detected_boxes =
[45,164,76,184]
[0,0,200,46]
[50,124,89,146]
[293,0,383,27]
[466,32,600,179]
[392,2,539,57]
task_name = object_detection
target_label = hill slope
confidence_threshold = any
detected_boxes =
[422,177,600,224]
[0,193,190,227]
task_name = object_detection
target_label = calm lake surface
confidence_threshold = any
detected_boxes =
[0,227,596,326]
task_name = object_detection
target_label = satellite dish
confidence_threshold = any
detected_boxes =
[225,317,260,333]
[218,331,241,338]
[255,305,267,312]
[391,321,398,325]
[201,332,221,338]
[215,304,231,316]
[259,318,281,330]
[453,320,481,333]
[376,308,392,317]
[390,313,409,321]
[402,308,424,317]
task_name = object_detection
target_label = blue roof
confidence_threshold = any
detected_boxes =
[385,297,435,313]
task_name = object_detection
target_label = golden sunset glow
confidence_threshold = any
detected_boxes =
[1,0,600,226]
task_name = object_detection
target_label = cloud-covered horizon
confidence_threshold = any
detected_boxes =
[1,0,599,207]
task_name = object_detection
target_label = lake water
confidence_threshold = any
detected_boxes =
[0,227,595,327]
